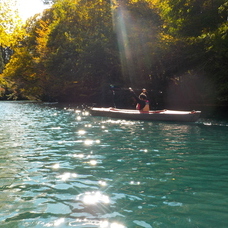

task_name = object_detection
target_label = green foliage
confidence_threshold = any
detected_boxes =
[158,0,226,37]
[151,0,228,106]
[0,0,228,106]
[199,21,228,102]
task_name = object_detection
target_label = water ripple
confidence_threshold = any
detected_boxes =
[0,102,228,228]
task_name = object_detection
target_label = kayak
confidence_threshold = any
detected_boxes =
[90,107,201,122]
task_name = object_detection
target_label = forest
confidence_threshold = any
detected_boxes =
[0,0,227,110]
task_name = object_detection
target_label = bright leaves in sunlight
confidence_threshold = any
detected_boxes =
[0,0,22,45]
[1,0,228,104]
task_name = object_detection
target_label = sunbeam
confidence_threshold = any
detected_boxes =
[111,0,154,86]
[112,1,135,84]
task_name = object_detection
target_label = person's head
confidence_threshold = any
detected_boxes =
[139,94,147,100]
[142,88,147,93]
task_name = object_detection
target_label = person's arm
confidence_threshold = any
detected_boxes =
[129,88,140,102]
[129,88,145,109]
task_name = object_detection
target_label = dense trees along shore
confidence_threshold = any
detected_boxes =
[0,0,227,110]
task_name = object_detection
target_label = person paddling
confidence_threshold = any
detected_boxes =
[129,87,150,111]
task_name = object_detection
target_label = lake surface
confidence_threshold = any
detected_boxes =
[0,101,228,228]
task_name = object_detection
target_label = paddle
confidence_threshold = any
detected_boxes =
[110,84,162,94]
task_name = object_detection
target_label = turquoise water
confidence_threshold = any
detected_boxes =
[0,101,228,228]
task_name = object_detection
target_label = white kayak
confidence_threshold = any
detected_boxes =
[90,107,201,122]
